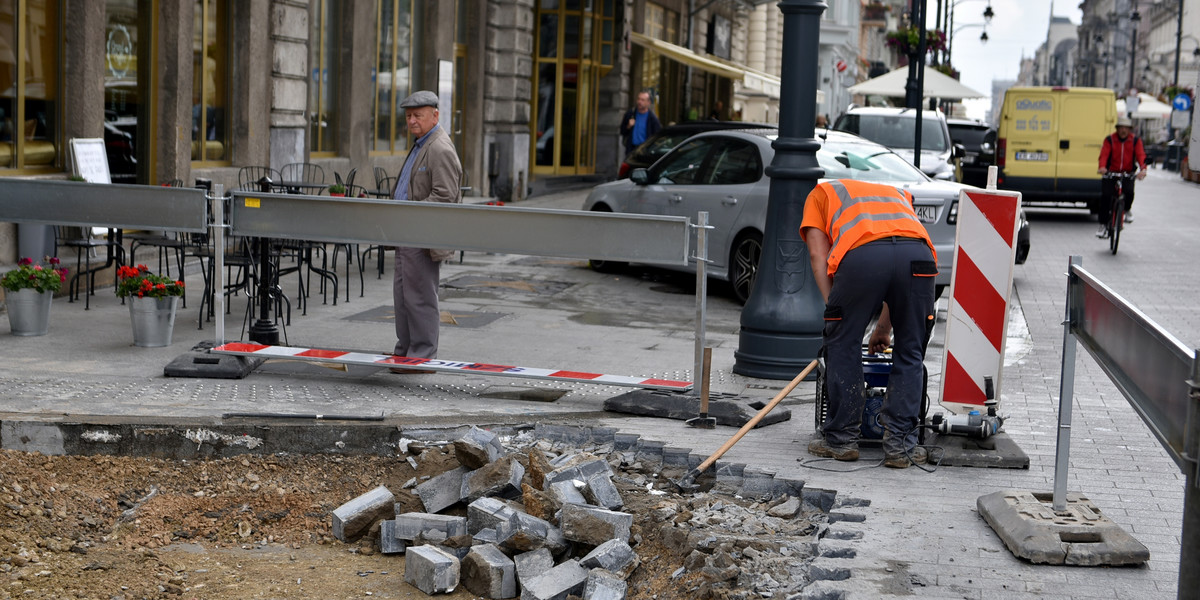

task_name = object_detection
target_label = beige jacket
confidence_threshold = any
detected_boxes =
[394,125,463,261]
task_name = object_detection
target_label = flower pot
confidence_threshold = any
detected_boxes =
[5,288,53,336]
[128,296,179,347]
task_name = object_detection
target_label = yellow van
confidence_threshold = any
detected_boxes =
[996,86,1117,208]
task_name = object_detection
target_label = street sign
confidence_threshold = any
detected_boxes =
[1172,93,1192,112]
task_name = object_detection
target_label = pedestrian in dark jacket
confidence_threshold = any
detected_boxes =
[620,90,662,156]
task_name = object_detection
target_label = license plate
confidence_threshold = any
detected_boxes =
[963,152,978,165]
[1015,151,1049,161]
[915,205,937,223]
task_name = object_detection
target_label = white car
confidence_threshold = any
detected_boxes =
[833,106,960,181]
[583,129,1029,303]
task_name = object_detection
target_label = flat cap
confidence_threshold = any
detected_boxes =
[399,90,439,108]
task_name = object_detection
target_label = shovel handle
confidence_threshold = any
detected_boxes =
[699,347,712,415]
[693,359,817,475]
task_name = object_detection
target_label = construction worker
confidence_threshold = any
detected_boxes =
[802,179,937,469]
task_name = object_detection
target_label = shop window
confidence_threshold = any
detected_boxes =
[192,0,229,163]
[641,2,681,122]
[0,0,60,173]
[105,0,140,183]
[372,0,413,154]
[309,0,338,156]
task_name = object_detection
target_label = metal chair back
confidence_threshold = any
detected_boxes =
[281,163,325,184]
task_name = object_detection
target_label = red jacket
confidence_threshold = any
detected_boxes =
[1098,132,1146,173]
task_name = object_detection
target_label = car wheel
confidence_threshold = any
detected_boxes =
[728,231,763,304]
[587,205,628,273]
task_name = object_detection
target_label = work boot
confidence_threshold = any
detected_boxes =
[883,446,928,469]
[1124,211,1134,224]
[1095,224,1109,239]
[808,438,859,461]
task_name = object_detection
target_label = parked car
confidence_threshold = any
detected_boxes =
[833,106,961,181]
[584,129,1030,303]
[618,120,777,178]
[947,117,995,187]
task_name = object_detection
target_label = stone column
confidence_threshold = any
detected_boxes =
[483,0,534,202]
[230,0,272,169]
[62,0,105,145]
[269,0,310,171]
[337,0,374,173]
[155,1,194,184]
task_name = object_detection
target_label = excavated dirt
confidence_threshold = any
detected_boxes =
[0,440,823,599]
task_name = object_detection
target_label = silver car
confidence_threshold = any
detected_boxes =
[583,129,1029,303]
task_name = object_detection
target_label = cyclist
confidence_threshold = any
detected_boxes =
[1096,116,1147,238]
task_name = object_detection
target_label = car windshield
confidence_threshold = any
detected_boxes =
[835,113,948,152]
[817,138,929,183]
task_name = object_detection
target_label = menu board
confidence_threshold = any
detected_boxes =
[69,138,111,184]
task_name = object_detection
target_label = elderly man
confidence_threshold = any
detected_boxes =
[619,90,662,156]
[389,90,462,372]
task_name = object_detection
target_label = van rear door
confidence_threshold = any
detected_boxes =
[1004,89,1057,184]
[1055,90,1114,196]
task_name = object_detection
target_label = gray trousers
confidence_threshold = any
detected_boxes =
[820,238,936,455]
[393,247,441,358]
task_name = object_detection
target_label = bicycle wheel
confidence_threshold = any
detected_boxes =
[1109,193,1124,255]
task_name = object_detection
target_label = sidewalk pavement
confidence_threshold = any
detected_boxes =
[0,183,1187,599]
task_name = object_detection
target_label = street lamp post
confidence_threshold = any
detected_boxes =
[1129,6,1141,92]
[732,0,826,380]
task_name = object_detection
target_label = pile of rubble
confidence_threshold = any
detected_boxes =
[328,425,850,599]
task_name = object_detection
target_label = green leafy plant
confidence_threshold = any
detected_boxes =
[66,175,87,182]
[886,27,947,54]
[115,264,185,299]
[1,257,68,294]
[328,183,347,195]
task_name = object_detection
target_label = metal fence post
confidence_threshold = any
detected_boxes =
[211,184,225,346]
[693,211,709,395]
[1053,255,1083,513]
[1181,351,1200,598]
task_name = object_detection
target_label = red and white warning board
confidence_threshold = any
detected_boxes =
[939,187,1021,413]
[211,343,694,392]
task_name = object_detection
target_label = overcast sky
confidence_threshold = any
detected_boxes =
[928,0,1084,120]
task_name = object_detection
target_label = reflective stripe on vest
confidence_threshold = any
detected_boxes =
[827,181,923,252]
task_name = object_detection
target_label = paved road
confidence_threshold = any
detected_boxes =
[1,168,1197,598]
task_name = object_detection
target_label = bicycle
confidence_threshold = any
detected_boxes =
[1101,171,1135,255]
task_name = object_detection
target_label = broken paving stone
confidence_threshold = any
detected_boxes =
[514,547,555,589]
[404,545,460,595]
[520,559,589,600]
[583,569,627,600]
[461,543,517,599]
[331,485,394,542]
[521,483,556,521]
[579,539,639,579]
[378,520,407,555]
[393,513,468,542]
[526,448,554,490]
[560,503,633,546]
[468,497,520,536]
[415,466,470,514]
[497,511,568,556]
[464,456,525,502]
[454,425,505,470]
[767,496,801,519]
[582,471,623,511]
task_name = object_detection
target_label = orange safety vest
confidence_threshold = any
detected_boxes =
[800,179,935,277]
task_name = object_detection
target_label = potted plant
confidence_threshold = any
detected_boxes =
[2,256,68,336]
[116,264,185,347]
[328,183,347,197]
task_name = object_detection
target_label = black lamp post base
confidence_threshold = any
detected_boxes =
[248,321,280,346]
[733,328,821,380]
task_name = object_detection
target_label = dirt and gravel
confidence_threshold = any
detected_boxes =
[0,436,825,599]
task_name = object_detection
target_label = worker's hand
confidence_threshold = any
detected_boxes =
[1097,167,1108,175]
[1137,170,1147,181]
[627,118,636,129]
[867,328,891,354]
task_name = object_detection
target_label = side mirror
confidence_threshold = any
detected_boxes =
[952,143,966,159]
[630,169,650,185]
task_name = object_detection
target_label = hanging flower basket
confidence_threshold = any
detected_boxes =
[886,27,947,55]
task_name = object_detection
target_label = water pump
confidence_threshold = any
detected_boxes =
[928,377,1005,439]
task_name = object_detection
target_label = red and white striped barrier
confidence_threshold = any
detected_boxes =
[211,343,693,391]
[939,187,1021,413]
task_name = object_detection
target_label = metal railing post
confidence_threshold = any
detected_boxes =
[1181,351,1200,598]
[211,184,225,346]
[693,211,710,395]
[1053,255,1083,512]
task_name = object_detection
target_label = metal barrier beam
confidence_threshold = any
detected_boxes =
[0,179,207,232]
[1068,262,1195,470]
[228,191,690,265]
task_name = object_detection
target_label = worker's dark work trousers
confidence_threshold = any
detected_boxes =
[819,238,936,455]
